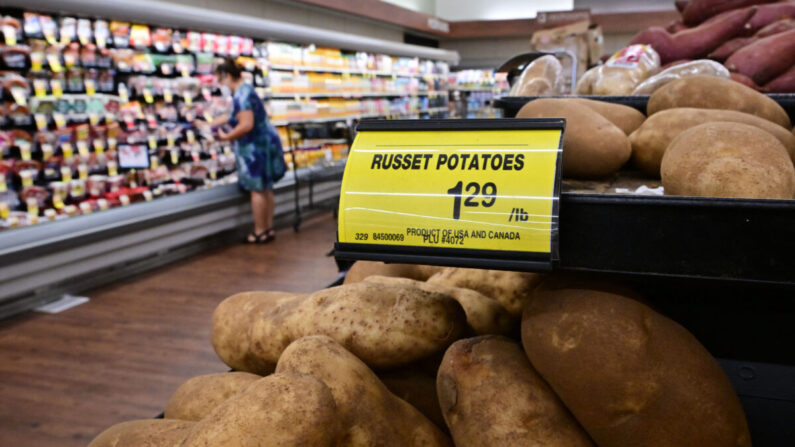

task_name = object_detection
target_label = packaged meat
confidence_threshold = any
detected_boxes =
[508,55,564,96]
[576,45,661,95]
[632,59,729,94]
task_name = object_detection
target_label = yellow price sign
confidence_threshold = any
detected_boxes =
[336,119,564,269]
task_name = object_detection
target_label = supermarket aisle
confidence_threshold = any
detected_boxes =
[0,214,339,447]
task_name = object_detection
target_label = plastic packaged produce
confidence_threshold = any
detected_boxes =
[576,45,660,95]
[507,55,564,96]
[632,59,729,94]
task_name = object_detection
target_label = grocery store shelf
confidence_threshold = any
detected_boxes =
[454,87,501,92]
[270,65,448,79]
[0,173,343,318]
[269,91,442,99]
[12,0,459,63]
[336,191,795,285]
[557,193,795,285]
[419,107,449,113]
[271,112,391,126]
[494,94,795,122]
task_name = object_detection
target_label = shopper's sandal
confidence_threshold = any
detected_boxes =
[261,228,276,244]
[245,230,268,244]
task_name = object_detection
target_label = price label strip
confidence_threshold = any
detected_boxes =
[335,119,565,271]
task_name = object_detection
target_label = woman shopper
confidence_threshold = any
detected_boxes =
[205,58,279,243]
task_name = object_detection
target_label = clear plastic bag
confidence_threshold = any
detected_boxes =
[508,55,565,96]
[575,45,660,95]
[632,59,729,95]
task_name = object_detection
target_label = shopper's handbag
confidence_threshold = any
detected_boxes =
[266,123,287,183]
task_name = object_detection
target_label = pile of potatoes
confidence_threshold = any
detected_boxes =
[517,75,795,199]
[89,260,751,447]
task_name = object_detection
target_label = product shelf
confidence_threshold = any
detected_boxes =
[268,64,448,79]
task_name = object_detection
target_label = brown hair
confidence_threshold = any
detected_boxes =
[215,57,243,80]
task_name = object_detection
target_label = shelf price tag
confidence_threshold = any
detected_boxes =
[33,79,47,98]
[34,114,48,131]
[143,87,154,104]
[18,140,32,161]
[47,54,63,73]
[164,87,173,103]
[61,143,74,160]
[335,119,565,270]
[77,141,90,157]
[53,113,67,129]
[85,79,97,96]
[93,138,105,154]
[41,144,53,161]
[51,79,63,98]
[3,25,18,46]
[61,166,73,182]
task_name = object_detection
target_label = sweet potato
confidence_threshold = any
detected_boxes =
[666,20,689,34]
[683,0,772,26]
[756,17,795,36]
[676,0,690,13]
[630,7,756,64]
[725,29,795,85]
[709,19,795,62]
[730,71,762,89]
[661,122,795,199]
[742,1,795,35]
[630,108,795,176]
[764,63,795,93]
[648,75,791,128]
[708,37,753,61]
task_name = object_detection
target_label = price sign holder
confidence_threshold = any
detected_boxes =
[335,118,565,271]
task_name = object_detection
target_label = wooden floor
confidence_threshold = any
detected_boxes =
[0,213,340,447]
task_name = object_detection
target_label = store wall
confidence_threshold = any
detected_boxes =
[436,0,573,21]
[381,0,436,16]
[440,37,530,69]
[155,0,406,43]
[574,0,673,13]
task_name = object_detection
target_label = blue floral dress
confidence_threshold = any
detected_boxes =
[229,83,273,191]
